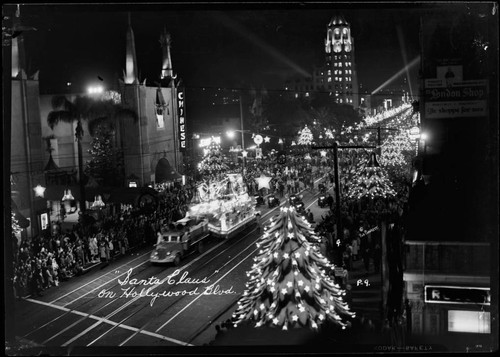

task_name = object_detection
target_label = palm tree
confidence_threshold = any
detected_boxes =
[47,94,137,211]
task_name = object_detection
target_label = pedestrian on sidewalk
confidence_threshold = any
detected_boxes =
[351,237,359,261]
[255,213,262,233]
[362,246,371,273]
[373,242,381,273]
[327,193,333,210]
[307,209,314,224]
[99,239,107,264]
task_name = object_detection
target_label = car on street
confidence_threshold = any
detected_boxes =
[150,215,210,266]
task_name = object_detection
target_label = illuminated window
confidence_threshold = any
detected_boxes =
[334,63,338,67]
[339,62,342,67]
[327,77,332,82]
[340,98,343,103]
[448,311,490,334]
[305,92,310,97]
[328,70,331,75]
[345,77,348,82]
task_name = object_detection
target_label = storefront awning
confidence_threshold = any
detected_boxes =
[43,185,158,207]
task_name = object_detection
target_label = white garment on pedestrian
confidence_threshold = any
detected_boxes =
[352,238,359,256]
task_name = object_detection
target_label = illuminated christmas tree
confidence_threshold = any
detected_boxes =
[297,125,314,146]
[379,132,413,168]
[231,207,355,331]
[197,139,229,176]
[346,152,397,200]
[85,126,120,186]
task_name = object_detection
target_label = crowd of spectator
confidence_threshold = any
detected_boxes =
[11,184,196,299]
[12,148,404,301]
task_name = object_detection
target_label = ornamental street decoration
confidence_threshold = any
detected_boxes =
[231,207,355,330]
[256,175,272,190]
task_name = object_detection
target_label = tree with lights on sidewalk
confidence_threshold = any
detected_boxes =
[346,152,397,203]
[297,125,314,146]
[379,131,414,200]
[345,151,398,323]
[197,139,230,179]
[85,125,121,186]
[231,206,356,332]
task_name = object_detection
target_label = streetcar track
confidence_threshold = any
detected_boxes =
[49,250,153,305]
[57,223,263,347]
[91,226,263,347]
[81,183,321,346]
[25,182,321,347]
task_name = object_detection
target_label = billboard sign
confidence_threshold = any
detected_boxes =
[425,285,490,305]
[424,79,487,119]
[177,88,186,151]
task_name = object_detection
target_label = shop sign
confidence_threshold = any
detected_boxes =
[425,285,490,305]
[424,80,487,119]
[40,213,49,230]
[177,88,186,151]
[255,147,262,159]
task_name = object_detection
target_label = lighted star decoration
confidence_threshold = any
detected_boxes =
[264,136,271,143]
[256,175,272,190]
[242,150,248,157]
[33,184,46,198]
[320,150,327,157]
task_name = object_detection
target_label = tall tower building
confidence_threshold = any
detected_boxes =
[324,14,359,109]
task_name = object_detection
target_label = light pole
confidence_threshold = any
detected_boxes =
[226,129,249,175]
[239,93,246,175]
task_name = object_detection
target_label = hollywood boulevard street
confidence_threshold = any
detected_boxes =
[13,182,335,350]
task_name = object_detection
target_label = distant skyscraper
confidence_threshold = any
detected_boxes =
[324,14,359,109]
[284,14,359,110]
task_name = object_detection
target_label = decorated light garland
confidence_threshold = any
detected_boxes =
[231,206,355,331]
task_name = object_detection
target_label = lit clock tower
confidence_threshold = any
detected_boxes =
[324,14,359,109]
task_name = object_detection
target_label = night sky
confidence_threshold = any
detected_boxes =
[7,2,441,97]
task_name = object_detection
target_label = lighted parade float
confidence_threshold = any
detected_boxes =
[189,173,257,239]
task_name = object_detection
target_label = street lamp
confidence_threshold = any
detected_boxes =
[226,128,249,174]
